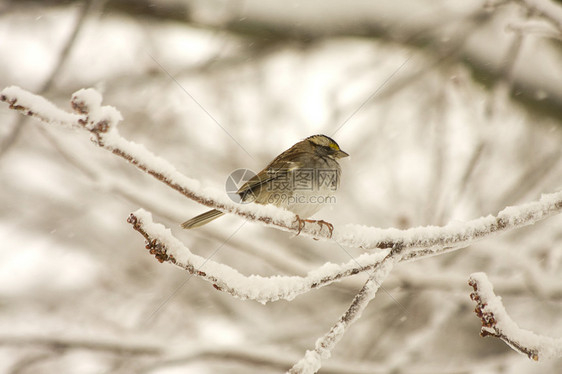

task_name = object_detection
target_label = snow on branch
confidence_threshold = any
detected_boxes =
[0,86,84,127]
[127,210,389,304]
[338,189,562,261]
[128,205,397,372]
[0,86,323,239]
[288,260,394,374]
[469,272,562,361]
[4,86,562,250]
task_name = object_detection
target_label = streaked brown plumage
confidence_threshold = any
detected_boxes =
[181,134,348,229]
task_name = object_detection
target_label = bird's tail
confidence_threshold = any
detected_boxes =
[181,209,225,229]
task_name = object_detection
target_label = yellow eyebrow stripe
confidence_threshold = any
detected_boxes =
[329,143,340,150]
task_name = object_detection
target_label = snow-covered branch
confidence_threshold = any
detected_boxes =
[0,86,328,240]
[288,261,394,374]
[349,190,562,254]
[468,272,562,360]
[127,210,389,304]
[127,192,562,303]
[4,86,562,251]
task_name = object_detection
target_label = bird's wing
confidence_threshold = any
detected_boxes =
[237,159,300,202]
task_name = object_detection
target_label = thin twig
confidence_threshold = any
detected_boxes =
[469,272,562,360]
[288,259,395,373]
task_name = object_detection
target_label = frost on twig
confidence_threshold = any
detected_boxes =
[127,210,389,304]
[468,272,562,361]
[4,86,562,249]
[288,260,394,374]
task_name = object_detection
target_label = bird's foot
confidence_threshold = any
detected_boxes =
[294,216,334,238]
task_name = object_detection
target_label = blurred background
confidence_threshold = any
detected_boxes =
[1,0,562,373]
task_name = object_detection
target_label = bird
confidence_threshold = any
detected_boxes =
[181,134,348,235]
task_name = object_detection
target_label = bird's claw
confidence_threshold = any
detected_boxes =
[294,216,334,238]
[316,219,334,238]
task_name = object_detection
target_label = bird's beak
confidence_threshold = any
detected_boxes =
[336,149,349,158]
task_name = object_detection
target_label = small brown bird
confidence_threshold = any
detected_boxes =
[181,134,348,232]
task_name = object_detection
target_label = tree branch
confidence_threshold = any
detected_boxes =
[0,86,333,240]
[288,259,395,373]
[469,272,562,360]
[2,86,562,251]
[127,210,389,304]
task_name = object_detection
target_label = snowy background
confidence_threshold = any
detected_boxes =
[1,0,562,373]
